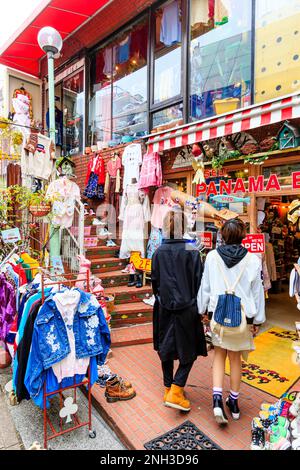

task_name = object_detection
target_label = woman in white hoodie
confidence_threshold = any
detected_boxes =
[198,219,265,424]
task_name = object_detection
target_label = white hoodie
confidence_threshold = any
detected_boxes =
[197,250,266,325]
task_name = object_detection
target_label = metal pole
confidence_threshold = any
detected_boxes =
[47,51,60,258]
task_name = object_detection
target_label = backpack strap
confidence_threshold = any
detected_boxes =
[216,253,249,294]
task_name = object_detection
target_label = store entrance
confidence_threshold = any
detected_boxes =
[255,191,300,330]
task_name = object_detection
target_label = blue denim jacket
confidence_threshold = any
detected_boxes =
[26,289,111,401]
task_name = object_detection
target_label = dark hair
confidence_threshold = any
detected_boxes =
[162,210,188,240]
[221,218,246,245]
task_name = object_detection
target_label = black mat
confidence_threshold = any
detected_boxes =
[144,420,222,450]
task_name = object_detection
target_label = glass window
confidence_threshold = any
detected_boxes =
[112,19,148,140]
[154,0,182,104]
[89,45,113,145]
[263,163,300,186]
[152,103,183,131]
[63,70,84,155]
[189,0,252,121]
[255,0,300,103]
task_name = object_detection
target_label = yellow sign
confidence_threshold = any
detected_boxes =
[130,251,152,272]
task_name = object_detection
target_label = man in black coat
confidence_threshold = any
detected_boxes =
[151,210,207,412]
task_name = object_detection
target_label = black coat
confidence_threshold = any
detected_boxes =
[151,239,207,364]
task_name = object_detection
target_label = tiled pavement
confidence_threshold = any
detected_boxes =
[92,343,300,451]
[0,390,22,450]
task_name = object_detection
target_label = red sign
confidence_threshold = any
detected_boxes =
[198,232,213,249]
[242,234,265,254]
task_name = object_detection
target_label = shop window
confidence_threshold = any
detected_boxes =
[255,0,300,103]
[112,19,148,141]
[263,163,300,186]
[63,70,84,155]
[89,45,113,145]
[189,0,252,121]
[152,103,183,132]
[153,0,182,104]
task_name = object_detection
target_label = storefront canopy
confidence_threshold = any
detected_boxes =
[0,0,111,77]
[146,94,300,153]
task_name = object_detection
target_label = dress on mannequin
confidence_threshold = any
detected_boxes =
[119,182,150,259]
[46,176,81,229]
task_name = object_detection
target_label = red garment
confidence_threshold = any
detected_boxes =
[85,154,106,185]
[10,263,27,286]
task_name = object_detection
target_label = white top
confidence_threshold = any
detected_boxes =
[197,250,266,325]
[52,289,89,383]
[122,143,142,190]
[46,177,81,229]
[21,133,54,180]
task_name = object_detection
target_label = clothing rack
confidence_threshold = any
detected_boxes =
[40,270,95,449]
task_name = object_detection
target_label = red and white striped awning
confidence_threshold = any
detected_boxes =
[146,94,300,153]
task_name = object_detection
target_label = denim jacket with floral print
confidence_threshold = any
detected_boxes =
[26,289,110,400]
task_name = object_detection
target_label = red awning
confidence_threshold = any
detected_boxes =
[146,94,300,153]
[0,0,111,77]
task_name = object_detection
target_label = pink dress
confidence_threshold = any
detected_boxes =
[138,152,162,189]
[151,186,177,229]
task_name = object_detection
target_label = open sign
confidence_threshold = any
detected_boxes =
[242,234,265,254]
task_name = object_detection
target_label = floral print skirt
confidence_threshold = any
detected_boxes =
[84,172,104,200]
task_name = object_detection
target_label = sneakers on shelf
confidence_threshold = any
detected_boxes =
[92,218,106,226]
[98,228,112,237]
[226,397,240,420]
[213,395,228,425]
[122,262,135,274]
[143,294,155,306]
[250,426,265,450]
[106,239,117,247]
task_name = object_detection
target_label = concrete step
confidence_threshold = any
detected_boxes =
[91,257,127,273]
[105,285,153,304]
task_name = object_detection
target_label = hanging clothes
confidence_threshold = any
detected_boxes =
[147,227,163,259]
[0,274,16,342]
[104,155,122,223]
[6,163,22,187]
[151,186,177,229]
[138,152,162,189]
[265,241,277,282]
[191,0,209,25]
[21,133,54,182]
[160,0,182,47]
[84,154,106,200]
[122,143,143,190]
[46,177,81,229]
[119,183,151,259]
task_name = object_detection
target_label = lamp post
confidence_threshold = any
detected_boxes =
[38,27,63,259]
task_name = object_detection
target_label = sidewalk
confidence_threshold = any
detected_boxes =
[92,343,300,450]
[0,389,22,450]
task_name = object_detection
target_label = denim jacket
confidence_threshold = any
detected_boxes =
[25,289,111,400]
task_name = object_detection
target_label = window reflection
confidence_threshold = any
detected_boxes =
[63,70,84,155]
[152,104,183,132]
[154,0,182,104]
[255,0,300,103]
[189,0,252,121]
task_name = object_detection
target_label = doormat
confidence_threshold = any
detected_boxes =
[225,327,300,398]
[144,421,221,450]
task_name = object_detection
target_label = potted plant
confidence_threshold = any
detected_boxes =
[28,190,52,217]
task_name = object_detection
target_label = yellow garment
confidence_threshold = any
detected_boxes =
[191,0,208,26]
[20,253,39,277]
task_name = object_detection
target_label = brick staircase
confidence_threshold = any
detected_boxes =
[84,222,153,347]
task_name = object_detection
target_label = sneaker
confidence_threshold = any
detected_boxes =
[98,228,112,237]
[106,239,117,247]
[251,427,265,450]
[122,263,135,274]
[143,294,155,306]
[292,437,300,450]
[96,374,111,387]
[270,424,290,444]
[290,393,300,417]
[226,397,240,420]
[267,437,291,450]
[261,400,282,413]
[213,395,228,425]
[92,218,106,226]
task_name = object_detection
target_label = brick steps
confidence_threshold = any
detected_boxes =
[110,323,153,347]
[85,246,120,259]
[99,270,131,287]
[91,257,127,273]
[105,285,152,304]
[110,302,153,327]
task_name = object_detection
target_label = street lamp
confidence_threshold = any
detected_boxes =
[37,27,62,143]
[38,27,62,260]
